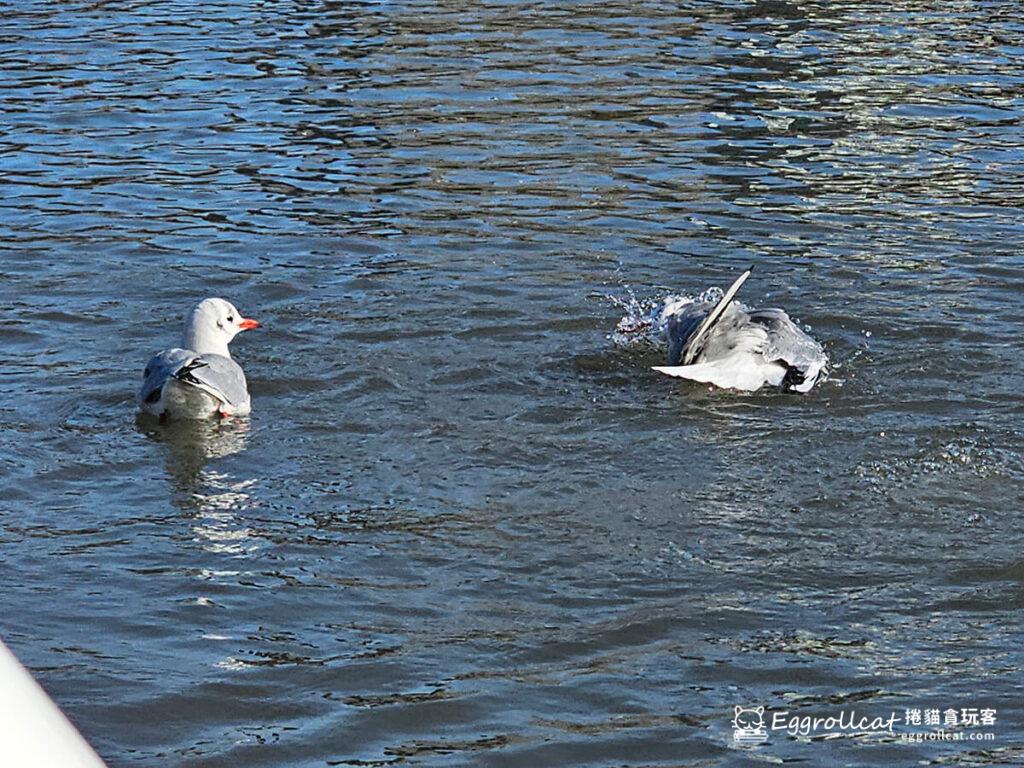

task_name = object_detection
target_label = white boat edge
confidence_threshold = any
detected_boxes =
[0,639,108,767]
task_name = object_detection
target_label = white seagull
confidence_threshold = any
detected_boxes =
[649,268,827,393]
[138,298,261,420]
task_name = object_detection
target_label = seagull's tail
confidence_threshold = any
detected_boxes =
[652,357,778,392]
[652,363,722,383]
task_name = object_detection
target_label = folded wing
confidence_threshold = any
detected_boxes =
[138,349,249,409]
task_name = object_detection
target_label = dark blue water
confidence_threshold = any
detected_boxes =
[2,1,1023,765]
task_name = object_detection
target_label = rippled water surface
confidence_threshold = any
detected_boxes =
[2,1,1024,766]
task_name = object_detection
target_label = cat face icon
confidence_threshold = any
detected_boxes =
[732,705,767,743]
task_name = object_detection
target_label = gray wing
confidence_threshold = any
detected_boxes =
[138,348,196,405]
[662,269,755,365]
[747,309,827,371]
[184,353,249,407]
[138,349,248,407]
[679,268,752,364]
[694,303,771,361]
[665,301,768,364]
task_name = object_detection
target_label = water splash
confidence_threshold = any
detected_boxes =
[607,287,724,348]
[856,436,1022,493]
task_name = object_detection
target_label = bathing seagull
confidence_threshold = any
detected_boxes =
[138,298,261,420]
[649,268,827,392]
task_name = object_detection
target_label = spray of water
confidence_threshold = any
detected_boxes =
[606,287,725,348]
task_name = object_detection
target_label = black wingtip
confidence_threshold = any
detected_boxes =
[746,264,755,273]
[175,358,210,386]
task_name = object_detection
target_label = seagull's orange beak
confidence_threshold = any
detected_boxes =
[239,318,260,330]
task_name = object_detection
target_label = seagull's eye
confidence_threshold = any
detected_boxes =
[226,315,234,323]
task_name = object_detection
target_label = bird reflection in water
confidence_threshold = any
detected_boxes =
[135,415,261,555]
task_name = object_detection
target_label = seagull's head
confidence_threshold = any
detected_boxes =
[184,297,260,354]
